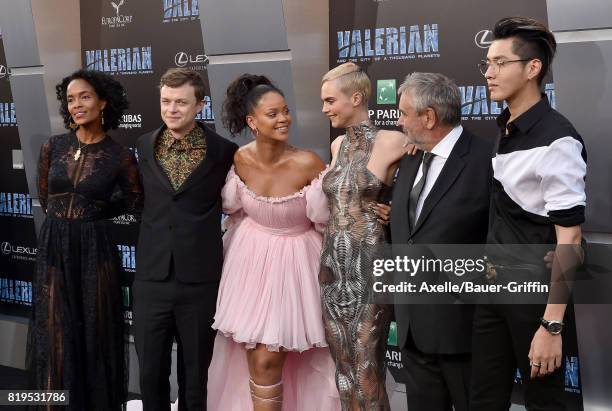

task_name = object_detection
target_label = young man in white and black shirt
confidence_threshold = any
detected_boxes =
[470,17,587,410]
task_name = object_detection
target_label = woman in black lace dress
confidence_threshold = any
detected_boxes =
[27,70,142,410]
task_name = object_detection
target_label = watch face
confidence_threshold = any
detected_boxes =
[549,322,563,334]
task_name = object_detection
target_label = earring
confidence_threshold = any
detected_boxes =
[69,121,78,130]
[101,110,105,126]
[251,127,259,137]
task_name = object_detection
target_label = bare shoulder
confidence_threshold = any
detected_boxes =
[233,143,257,180]
[233,142,255,165]
[376,129,407,147]
[290,148,326,179]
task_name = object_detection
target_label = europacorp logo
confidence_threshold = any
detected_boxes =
[102,0,134,28]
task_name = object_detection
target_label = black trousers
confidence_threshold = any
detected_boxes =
[402,334,471,411]
[133,263,219,411]
[470,304,566,411]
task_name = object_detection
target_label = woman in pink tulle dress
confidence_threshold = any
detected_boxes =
[207,74,340,410]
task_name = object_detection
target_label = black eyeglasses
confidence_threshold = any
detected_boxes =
[478,59,534,76]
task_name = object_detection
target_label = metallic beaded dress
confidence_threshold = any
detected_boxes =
[320,120,392,410]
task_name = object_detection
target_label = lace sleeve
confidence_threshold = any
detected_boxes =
[108,149,144,219]
[37,140,51,213]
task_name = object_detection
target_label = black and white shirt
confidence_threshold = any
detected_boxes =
[488,96,587,255]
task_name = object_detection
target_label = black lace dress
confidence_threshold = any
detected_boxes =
[27,132,143,410]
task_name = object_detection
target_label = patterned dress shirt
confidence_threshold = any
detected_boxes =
[155,125,206,191]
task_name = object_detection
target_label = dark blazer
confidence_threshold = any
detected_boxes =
[390,127,492,354]
[135,122,238,283]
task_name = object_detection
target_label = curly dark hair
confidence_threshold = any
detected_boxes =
[493,17,557,86]
[56,69,129,131]
[222,74,284,135]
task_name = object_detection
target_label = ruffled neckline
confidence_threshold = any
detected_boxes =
[229,165,329,204]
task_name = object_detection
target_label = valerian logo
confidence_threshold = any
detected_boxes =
[459,83,555,121]
[337,24,439,63]
[85,46,152,75]
[163,0,199,22]
[117,245,136,272]
[0,278,32,305]
[474,30,493,49]
[0,102,17,126]
[0,192,32,216]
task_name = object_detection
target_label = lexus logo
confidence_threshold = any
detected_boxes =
[174,52,209,68]
[0,65,8,79]
[474,30,493,49]
[1,242,11,255]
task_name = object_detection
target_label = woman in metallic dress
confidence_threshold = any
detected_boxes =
[319,62,411,410]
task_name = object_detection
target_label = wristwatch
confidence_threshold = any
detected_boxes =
[540,318,564,335]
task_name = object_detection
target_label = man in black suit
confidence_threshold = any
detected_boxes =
[387,72,492,411]
[133,68,238,410]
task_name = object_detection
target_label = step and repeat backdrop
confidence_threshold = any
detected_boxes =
[327,0,580,408]
[329,0,556,140]
[0,35,37,318]
[0,0,584,408]
[0,0,215,325]
[79,0,215,328]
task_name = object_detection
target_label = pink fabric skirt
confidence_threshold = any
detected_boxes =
[213,217,328,352]
[207,214,340,410]
[207,333,339,410]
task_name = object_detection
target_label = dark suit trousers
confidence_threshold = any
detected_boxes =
[470,304,565,411]
[402,334,471,411]
[133,260,218,411]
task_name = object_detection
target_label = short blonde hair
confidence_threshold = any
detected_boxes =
[322,62,371,106]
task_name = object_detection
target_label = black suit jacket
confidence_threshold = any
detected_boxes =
[136,122,238,283]
[390,128,492,354]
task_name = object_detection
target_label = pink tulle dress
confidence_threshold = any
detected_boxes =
[207,166,340,410]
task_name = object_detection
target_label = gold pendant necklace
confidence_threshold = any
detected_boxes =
[73,134,96,160]
[74,131,106,160]
[74,141,88,160]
